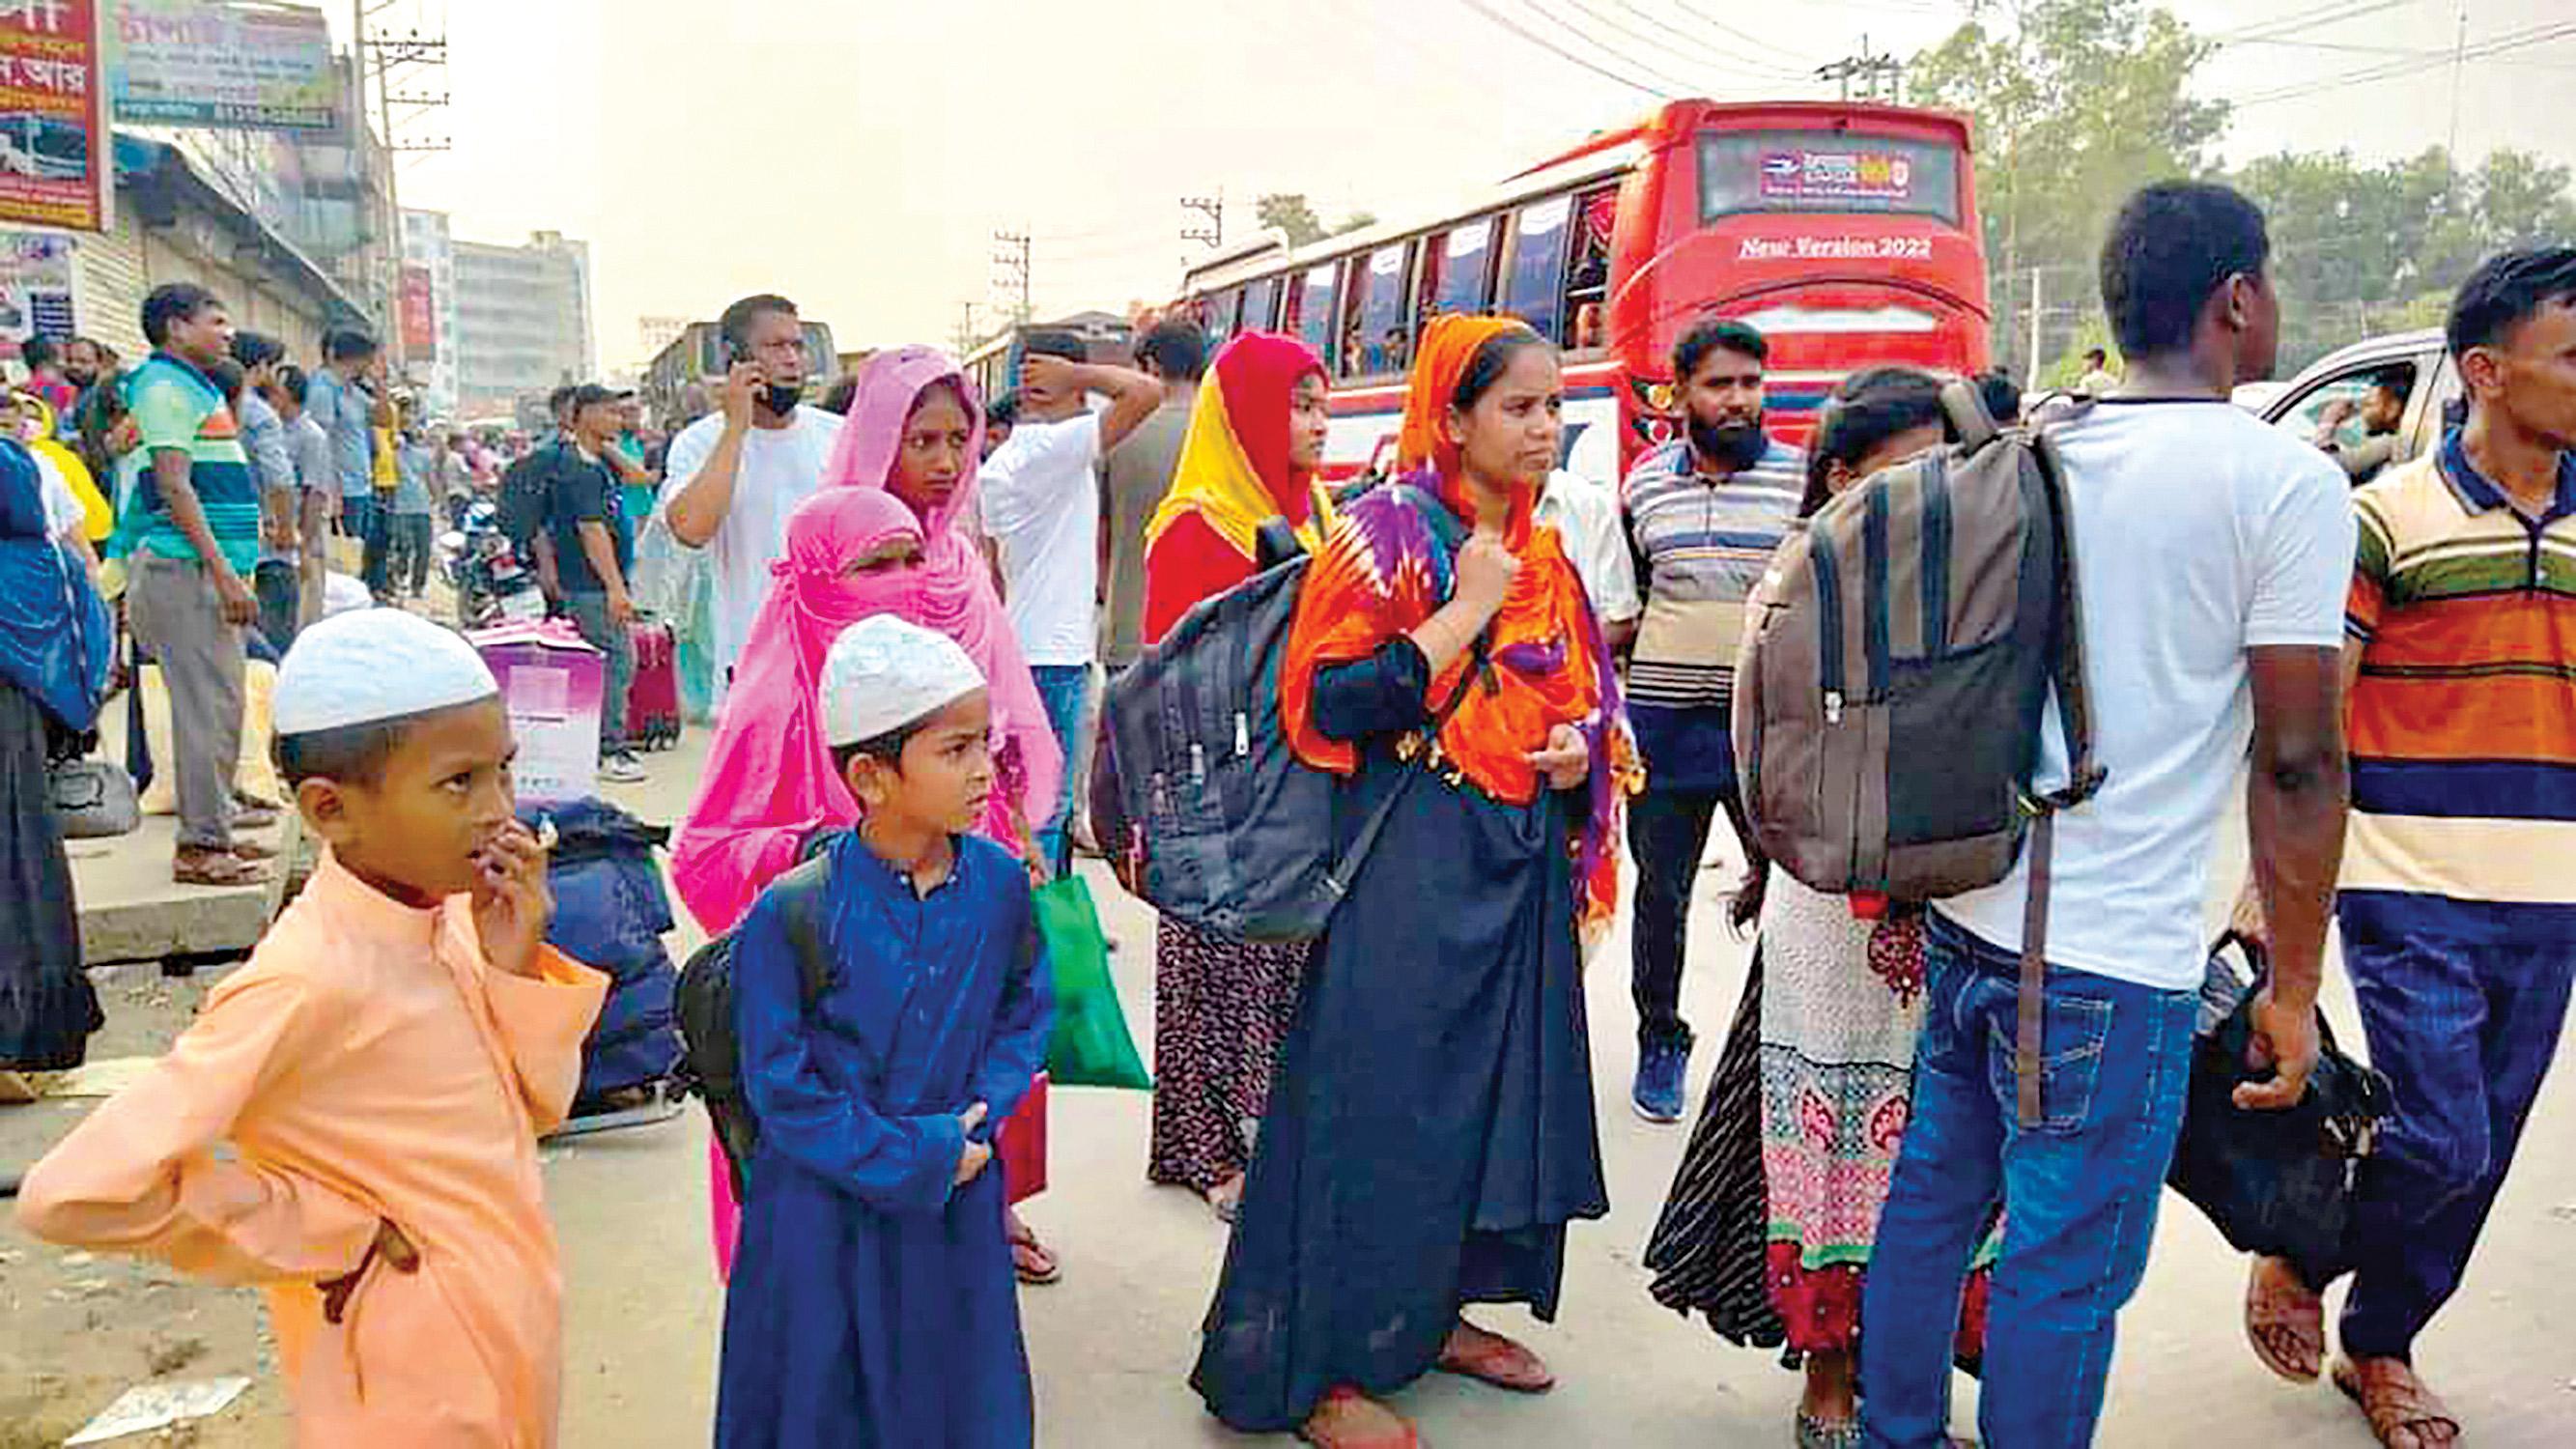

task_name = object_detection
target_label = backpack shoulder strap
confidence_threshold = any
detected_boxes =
[765,855,837,1006]
[1939,378,1999,454]
[2026,426,2104,812]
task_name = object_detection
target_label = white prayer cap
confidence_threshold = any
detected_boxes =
[822,614,987,748]
[273,608,499,735]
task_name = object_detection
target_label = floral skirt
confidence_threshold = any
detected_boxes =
[1146,915,1310,1193]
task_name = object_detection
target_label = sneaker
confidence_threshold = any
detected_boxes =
[1632,1037,1692,1123]
[601,753,647,784]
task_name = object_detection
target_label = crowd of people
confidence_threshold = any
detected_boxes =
[4,181,2571,1449]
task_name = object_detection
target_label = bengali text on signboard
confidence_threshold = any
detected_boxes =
[110,0,334,132]
[0,0,108,233]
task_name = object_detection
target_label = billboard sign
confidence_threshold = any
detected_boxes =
[0,227,72,357]
[110,1,335,132]
[0,0,108,233]
[399,263,436,360]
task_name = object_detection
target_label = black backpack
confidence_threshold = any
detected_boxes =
[1089,482,1477,942]
[496,442,568,561]
[670,854,834,1197]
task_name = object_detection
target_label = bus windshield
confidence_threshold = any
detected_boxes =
[1697,130,1962,226]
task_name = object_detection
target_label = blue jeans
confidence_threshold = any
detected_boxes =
[2335,899,2575,1360]
[561,592,633,756]
[1861,913,2196,1449]
[1030,663,1090,877]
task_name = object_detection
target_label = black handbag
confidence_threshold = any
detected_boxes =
[2166,932,2392,1286]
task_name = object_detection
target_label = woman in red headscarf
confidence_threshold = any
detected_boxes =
[1188,317,1639,1448]
[1135,332,1331,1220]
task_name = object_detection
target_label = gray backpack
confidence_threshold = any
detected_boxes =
[1733,384,2104,1124]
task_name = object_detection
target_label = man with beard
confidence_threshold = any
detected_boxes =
[1618,318,1803,1123]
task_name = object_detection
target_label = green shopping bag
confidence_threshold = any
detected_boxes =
[1033,873,1152,1090]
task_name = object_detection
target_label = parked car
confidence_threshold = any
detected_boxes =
[2259,328,2456,483]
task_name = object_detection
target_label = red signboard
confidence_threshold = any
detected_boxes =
[0,0,108,233]
[399,263,436,360]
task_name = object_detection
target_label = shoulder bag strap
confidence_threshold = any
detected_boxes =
[769,855,836,1007]
[1321,628,1491,902]
[2014,414,2107,1127]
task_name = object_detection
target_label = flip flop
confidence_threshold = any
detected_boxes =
[2334,1356,2461,1449]
[175,852,270,888]
[1007,1225,1061,1286]
[1298,1386,1420,1449]
[2245,1256,2325,1383]
[1434,1322,1555,1394]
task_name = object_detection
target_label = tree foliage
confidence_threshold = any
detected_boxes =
[1911,0,2228,374]
[1258,193,1326,247]
[1911,0,2574,377]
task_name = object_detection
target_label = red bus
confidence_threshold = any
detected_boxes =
[1171,99,1989,485]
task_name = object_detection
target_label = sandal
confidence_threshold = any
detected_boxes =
[1434,1319,1554,1394]
[1203,1174,1244,1225]
[2334,1356,2461,1449]
[2246,1255,2325,1382]
[230,838,280,862]
[1006,1221,1061,1286]
[1299,1386,1420,1449]
[175,851,270,888]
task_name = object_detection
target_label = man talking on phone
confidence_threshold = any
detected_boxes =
[661,294,841,704]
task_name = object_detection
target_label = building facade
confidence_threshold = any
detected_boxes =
[401,209,461,418]
[52,136,365,368]
[452,230,594,419]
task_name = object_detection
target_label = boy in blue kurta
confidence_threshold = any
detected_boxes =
[715,615,1051,1449]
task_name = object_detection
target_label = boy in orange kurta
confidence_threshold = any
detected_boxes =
[16,609,607,1447]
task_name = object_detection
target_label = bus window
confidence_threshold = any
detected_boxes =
[1502,195,1572,345]
[1698,130,1963,225]
[1430,218,1497,320]
[1349,243,1410,378]
[1242,274,1282,333]
[1294,263,1339,364]
[1207,287,1243,341]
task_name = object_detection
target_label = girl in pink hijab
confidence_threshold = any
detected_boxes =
[671,347,1064,1282]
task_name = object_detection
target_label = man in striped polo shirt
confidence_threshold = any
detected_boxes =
[2246,247,2576,1447]
[1619,318,1804,1122]
[125,282,270,889]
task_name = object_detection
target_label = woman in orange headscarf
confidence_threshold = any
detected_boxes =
[1138,332,1333,1220]
[1189,317,1639,1448]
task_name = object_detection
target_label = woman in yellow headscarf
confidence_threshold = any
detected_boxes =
[8,391,109,542]
[1136,332,1332,1222]
[1189,317,1638,1449]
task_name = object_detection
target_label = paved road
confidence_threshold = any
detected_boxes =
[10,724,2575,1446]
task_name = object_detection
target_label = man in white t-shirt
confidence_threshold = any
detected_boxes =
[1859,183,2354,1449]
[1535,468,1639,652]
[977,332,1160,874]
[660,293,842,702]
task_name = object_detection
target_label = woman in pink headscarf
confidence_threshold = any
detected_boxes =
[672,346,1065,1283]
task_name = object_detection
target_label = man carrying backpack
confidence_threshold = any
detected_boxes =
[1618,318,1803,1123]
[1856,182,2353,1447]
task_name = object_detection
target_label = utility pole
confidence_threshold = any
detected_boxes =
[990,230,1033,325]
[1181,191,1225,250]
[1816,35,1904,103]
[950,300,979,357]
[357,1,450,373]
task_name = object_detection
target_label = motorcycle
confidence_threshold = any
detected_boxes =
[439,496,547,630]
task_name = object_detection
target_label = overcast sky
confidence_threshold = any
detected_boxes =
[362,0,2575,371]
